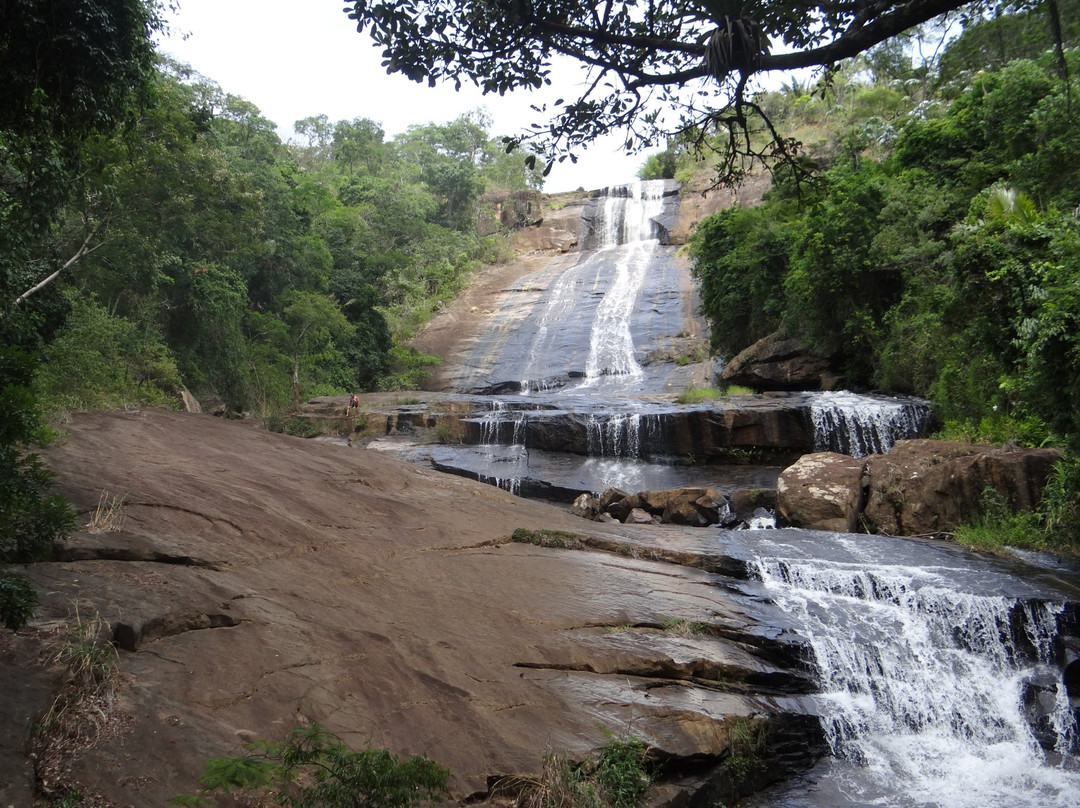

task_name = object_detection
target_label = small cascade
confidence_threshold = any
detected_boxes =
[584,412,658,458]
[746,533,1080,808]
[479,400,528,446]
[811,391,934,457]
[742,507,777,530]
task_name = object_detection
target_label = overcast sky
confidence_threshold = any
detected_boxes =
[156,0,648,192]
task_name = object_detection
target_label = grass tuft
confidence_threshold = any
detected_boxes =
[87,490,126,533]
[510,528,587,549]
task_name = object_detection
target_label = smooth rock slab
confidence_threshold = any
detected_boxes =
[11,410,820,808]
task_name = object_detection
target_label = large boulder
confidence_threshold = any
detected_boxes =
[862,440,1062,536]
[777,453,866,533]
[509,199,585,253]
[721,332,838,391]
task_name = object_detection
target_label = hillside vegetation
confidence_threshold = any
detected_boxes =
[668,6,1080,551]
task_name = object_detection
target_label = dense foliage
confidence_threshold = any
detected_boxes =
[0,348,77,629]
[174,723,449,808]
[688,10,1080,547]
[0,1,543,628]
[8,64,542,414]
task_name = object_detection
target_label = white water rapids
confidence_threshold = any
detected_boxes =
[739,531,1080,808]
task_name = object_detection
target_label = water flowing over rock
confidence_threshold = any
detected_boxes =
[810,390,936,458]
[421,180,716,397]
[735,530,1080,808]
[406,181,933,505]
[322,390,933,505]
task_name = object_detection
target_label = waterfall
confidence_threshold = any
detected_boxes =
[479,400,527,446]
[584,412,661,458]
[581,180,666,386]
[810,391,934,457]
[745,532,1080,808]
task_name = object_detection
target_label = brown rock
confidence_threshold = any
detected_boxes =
[508,201,584,253]
[730,488,778,522]
[607,492,642,522]
[721,332,835,391]
[777,453,867,533]
[662,495,712,527]
[572,493,602,520]
[14,409,820,807]
[862,440,1062,536]
[600,487,630,510]
[626,507,657,524]
[640,489,676,512]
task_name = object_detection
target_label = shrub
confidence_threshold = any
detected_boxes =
[518,733,652,808]
[174,723,449,808]
[510,528,586,549]
[0,570,37,631]
[1,347,76,630]
[951,486,1047,553]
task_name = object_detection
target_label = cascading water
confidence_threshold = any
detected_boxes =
[811,391,935,457]
[581,182,666,386]
[734,530,1080,808]
[584,412,664,458]
[518,180,667,393]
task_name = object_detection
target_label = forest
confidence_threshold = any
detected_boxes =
[3,1,1080,629]
[679,2,1080,551]
[1,0,544,628]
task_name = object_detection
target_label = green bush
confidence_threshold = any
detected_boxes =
[952,486,1048,553]
[0,570,37,631]
[519,733,652,808]
[174,723,449,808]
[35,297,183,412]
[1039,455,1080,550]
[1,347,76,630]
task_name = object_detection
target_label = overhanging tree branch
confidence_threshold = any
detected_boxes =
[343,1,998,182]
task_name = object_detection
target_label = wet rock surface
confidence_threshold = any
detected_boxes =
[4,409,825,807]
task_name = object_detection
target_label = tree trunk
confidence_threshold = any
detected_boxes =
[292,352,301,413]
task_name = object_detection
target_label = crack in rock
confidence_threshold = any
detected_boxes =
[53,546,219,569]
[113,612,241,651]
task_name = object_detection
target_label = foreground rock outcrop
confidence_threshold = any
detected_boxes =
[3,409,824,807]
[778,439,1062,535]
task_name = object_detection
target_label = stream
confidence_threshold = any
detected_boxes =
[723,529,1080,808]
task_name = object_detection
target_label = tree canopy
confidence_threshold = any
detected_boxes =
[343,0,1036,180]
